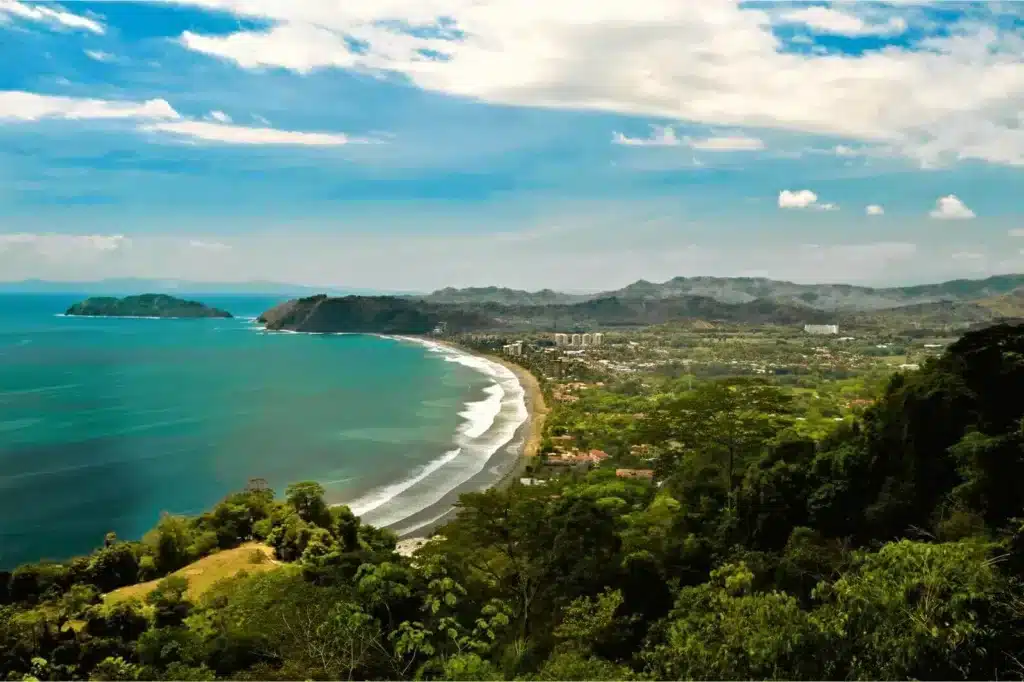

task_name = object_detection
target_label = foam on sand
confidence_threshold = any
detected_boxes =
[342,336,529,530]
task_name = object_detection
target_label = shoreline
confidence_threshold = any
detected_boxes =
[242,324,546,547]
[392,336,548,547]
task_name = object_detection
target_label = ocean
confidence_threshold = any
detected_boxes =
[0,294,527,569]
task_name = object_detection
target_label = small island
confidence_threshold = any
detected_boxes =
[65,294,233,319]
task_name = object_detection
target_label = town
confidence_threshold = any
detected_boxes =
[456,320,954,486]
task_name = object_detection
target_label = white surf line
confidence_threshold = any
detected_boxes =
[344,335,528,529]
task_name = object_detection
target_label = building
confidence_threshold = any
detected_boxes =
[502,341,523,356]
[616,468,655,480]
[554,333,569,346]
[581,333,593,346]
[570,333,582,346]
[803,324,839,335]
[592,333,604,346]
[547,449,610,467]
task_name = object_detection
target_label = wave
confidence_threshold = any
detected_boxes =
[347,448,463,517]
[343,336,529,530]
[241,324,528,531]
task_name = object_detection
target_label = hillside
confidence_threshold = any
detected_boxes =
[419,274,1024,313]
[259,293,833,333]
[64,294,232,319]
[257,294,493,333]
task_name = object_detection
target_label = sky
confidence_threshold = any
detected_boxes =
[0,0,1022,292]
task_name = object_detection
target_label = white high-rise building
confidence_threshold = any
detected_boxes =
[803,324,839,335]
[503,341,523,356]
[554,333,569,346]
[581,333,593,346]
[592,333,604,346]
[570,333,582,346]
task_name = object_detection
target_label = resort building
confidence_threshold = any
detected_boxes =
[553,332,603,347]
[502,341,523,356]
[803,324,839,335]
[547,449,610,467]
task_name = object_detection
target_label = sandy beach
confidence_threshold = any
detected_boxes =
[393,337,547,554]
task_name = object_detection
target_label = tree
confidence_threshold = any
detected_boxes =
[89,656,140,681]
[812,539,1022,680]
[86,543,140,593]
[645,379,793,507]
[285,482,333,528]
[144,515,195,575]
[642,562,824,680]
[145,575,192,628]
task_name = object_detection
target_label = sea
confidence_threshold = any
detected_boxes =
[0,294,528,569]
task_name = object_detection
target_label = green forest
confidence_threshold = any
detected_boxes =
[4,323,1024,681]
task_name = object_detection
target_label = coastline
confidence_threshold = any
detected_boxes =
[429,337,548,476]
[391,336,548,546]
[248,323,546,547]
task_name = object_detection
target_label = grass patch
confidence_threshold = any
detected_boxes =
[105,542,280,604]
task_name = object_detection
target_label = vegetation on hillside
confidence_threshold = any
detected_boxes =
[65,295,232,319]
[4,323,1024,680]
[264,274,1024,335]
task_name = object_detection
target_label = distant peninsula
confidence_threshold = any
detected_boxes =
[258,294,477,334]
[65,294,233,319]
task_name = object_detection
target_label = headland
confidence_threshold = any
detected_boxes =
[65,293,232,319]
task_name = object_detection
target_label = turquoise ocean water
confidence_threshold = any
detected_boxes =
[0,294,527,569]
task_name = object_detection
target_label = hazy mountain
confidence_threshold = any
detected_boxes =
[0,279,415,296]
[416,286,585,306]
[259,293,833,334]
[420,274,1024,312]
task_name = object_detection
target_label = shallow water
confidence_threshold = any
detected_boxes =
[0,294,522,568]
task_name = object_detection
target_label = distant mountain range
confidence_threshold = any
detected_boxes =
[0,279,412,296]
[417,274,1024,312]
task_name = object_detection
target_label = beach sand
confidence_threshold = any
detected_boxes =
[392,337,547,553]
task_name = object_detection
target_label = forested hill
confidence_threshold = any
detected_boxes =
[64,294,232,319]
[4,322,1024,680]
[257,293,833,333]
[416,273,1024,312]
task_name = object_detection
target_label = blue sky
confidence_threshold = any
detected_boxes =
[0,0,1022,291]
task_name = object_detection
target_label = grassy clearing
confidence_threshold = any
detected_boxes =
[105,542,281,604]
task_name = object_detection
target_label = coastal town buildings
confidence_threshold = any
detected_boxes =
[502,341,523,356]
[554,332,603,347]
[804,324,840,335]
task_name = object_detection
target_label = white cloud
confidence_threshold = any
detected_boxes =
[865,204,885,216]
[612,125,681,147]
[614,126,763,152]
[778,6,907,37]
[207,110,232,123]
[952,251,984,260]
[140,120,364,146]
[189,239,230,250]
[84,50,114,62]
[161,0,1024,166]
[1,92,370,147]
[0,0,104,34]
[1008,229,1024,237]
[0,91,180,122]
[686,135,764,152]
[778,189,837,211]
[929,194,976,220]
[0,233,128,259]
